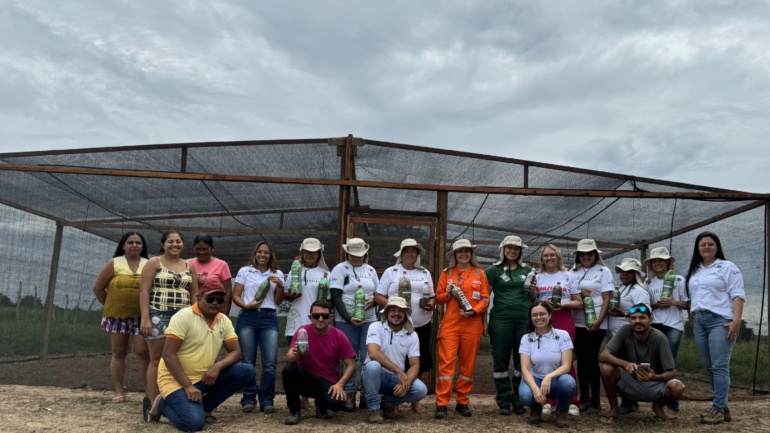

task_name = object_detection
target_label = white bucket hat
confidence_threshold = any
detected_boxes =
[615,258,646,287]
[299,238,328,271]
[493,235,529,266]
[446,239,480,269]
[379,296,414,333]
[394,238,426,269]
[572,238,606,268]
[343,238,370,258]
[645,247,675,264]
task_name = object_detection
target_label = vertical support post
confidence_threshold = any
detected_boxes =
[766,200,770,390]
[180,146,188,173]
[430,191,449,391]
[640,244,648,275]
[338,135,353,262]
[41,222,64,361]
[523,164,529,189]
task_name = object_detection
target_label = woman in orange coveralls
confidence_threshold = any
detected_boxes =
[435,239,490,419]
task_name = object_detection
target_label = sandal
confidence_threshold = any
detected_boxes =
[142,395,162,423]
[600,415,617,424]
[112,395,126,403]
[205,413,218,424]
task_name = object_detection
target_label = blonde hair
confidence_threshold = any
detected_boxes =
[537,244,567,273]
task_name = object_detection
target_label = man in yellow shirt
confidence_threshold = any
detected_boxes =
[144,286,255,431]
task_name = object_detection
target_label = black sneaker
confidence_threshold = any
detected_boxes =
[435,406,448,419]
[455,403,472,417]
[512,404,527,415]
[284,412,300,425]
[578,396,591,412]
[316,407,331,420]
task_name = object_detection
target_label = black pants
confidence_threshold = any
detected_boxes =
[574,326,607,401]
[415,322,433,373]
[282,363,346,414]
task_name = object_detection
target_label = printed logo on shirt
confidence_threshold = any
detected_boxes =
[472,291,481,300]
[473,281,481,284]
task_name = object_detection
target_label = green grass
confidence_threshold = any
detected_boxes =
[676,335,769,390]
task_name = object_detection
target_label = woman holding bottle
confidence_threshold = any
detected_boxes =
[232,241,285,414]
[329,237,380,411]
[607,258,650,339]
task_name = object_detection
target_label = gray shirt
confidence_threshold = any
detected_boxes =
[605,324,674,374]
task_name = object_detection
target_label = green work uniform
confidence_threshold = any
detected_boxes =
[485,263,533,411]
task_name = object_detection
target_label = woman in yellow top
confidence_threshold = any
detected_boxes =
[140,231,198,408]
[92,232,150,403]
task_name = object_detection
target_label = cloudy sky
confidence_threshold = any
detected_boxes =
[2,1,769,192]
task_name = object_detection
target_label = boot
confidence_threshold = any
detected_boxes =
[344,392,356,412]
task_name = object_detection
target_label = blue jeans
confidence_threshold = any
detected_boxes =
[519,374,576,413]
[158,363,255,432]
[362,361,428,410]
[652,324,684,412]
[335,320,372,393]
[693,310,735,411]
[236,309,278,408]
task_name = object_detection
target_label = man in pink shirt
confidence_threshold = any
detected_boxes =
[283,300,356,425]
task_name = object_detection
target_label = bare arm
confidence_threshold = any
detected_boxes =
[187,262,198,302]
[139,257,160,336]
[373,292,388,307]
[92,259,115,305]
[223,278,233,315]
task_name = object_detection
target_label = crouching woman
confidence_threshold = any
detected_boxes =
[519,301,576,429]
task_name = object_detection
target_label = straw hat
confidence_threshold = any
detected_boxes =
[493,235,529,266]
[299,238,328,271]
[342,238,369,257]
[615,258,646,287]
[393,238,426,269]
[379,296,414,333]
[446,239,480,269]
[644,247,675,264]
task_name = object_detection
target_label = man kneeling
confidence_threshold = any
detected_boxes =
[599,303,684,423]
[362,297,428,424]
[145,287,255,431]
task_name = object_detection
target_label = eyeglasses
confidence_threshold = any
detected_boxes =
[628,305,648,314]
[311,313,331,320]
[542,254,557,258]
[205,295,225,304]
[531,312,549,318]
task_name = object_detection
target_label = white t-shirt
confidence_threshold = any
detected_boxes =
[648,274,689,332]
[570,265,614,330]
[689,259,745,320]
[376,265,435,328]
[364,321,420,367]
[607,283,651,338]
[284,266,329,337]
[519,328,573,379]
[329,261,380,323]
[535,271,579,301]
[234,267,285,310]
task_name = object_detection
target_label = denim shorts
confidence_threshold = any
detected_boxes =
[146,308,177,340]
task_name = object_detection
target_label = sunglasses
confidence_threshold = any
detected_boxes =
[629,305,648,314]
[311,313,331,320]
[205,295,225,304]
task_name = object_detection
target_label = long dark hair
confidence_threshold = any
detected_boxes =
[526,301,553,334]
[249,241,279,272]
[113,232,148,259]
[685,231,726,295]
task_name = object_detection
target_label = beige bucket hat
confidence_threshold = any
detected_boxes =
[644,247,675,264]
[615,257,646,287]
[379,296,414,333]
[571,238,606,268]
[394,238,426,269]
[493,235,529,266]
[446,239,480,269]
[343,238,370,258]
[299,238,328,271]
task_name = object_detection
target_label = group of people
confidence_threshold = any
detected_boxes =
[92,230,744,430]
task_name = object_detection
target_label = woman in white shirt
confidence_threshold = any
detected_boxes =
[519,301,575,429]
[607,258,650,339]
[685,232,745,425]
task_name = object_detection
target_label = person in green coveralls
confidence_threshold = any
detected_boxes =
[485,235,534,415]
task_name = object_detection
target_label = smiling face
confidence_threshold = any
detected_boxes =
[530,305,551,330]
[348,254,364,266]
[309,305,332,333]
[578,251,597,268]
[162,233,184,257]
[455,248,473,266]
[123,234,143,259]
[400,246,419,269]
[541,247,559,271]
[630,311,652,335]
[385,306,407,329]
[503,245,521,264]
[194,241,213,263]
[649,258,669,277]
[302,249,320,268]
[698,236,718,263]
[618,269,635,285]
[254,244,272,267]
[198,291,225,318]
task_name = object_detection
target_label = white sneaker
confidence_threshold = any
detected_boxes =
[541,404,553,415]
[568,404,580,416]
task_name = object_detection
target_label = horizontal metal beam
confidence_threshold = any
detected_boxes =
[74,206,338,224]
[65,221,337,236]
[447,220,633,249]
[1,164,766,199]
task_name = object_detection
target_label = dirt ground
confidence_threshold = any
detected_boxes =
[1,354,769,432]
